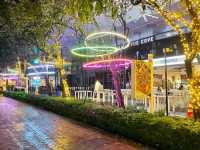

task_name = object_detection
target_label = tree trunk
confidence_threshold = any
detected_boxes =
[193,109,200,121]
[59,69,66,97]
[186,63,200,121]
[185,59,193,78]
[45,75,52,96]
[190,75,200,121]
[61,78,66,97]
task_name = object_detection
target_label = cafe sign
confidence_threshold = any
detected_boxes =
[130,36,154,47]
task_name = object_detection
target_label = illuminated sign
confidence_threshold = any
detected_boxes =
[130,36,154,47]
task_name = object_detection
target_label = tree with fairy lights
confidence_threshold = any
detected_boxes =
[48,37,71,97]
[129,0,200,120]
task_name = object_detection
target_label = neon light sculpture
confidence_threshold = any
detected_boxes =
[71,47,118,58]
[85,31,130,49]
[83,59,132,107]
[72,31,131,107]
[71,32,130,58]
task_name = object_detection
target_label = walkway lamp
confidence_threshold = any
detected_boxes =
[163,48,173,116]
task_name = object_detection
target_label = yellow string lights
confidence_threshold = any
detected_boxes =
[54,42,71,97]
[189,72,200,109]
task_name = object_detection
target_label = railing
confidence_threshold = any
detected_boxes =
[73,88,145,107]
[72,87,190,116]
[154,90,190,115]
[74,90,93,100]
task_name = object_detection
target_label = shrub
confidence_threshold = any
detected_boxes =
[4,91,200,150]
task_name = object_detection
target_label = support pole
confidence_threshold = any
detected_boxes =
[110,66,124,108]
[148,54,154,113]
[164,50,169,116]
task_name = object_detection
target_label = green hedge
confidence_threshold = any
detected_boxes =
[4,92,200,150]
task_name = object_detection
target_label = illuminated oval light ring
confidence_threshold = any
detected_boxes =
[71,31,130,58]
[83,58,132,70]
[85,31,130,51]
[71,46,118,58]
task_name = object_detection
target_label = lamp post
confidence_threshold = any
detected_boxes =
[163,48,172,116]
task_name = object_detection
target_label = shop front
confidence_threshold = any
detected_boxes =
[0,73,26,91]
[153,55,199,90]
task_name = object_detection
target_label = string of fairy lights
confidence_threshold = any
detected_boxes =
[189,72,200,109]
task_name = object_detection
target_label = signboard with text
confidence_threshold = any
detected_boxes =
[130,36,154,47]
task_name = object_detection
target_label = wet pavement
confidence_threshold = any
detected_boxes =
[0,96,150,150]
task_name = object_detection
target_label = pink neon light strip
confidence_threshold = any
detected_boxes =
[83,58,132,69]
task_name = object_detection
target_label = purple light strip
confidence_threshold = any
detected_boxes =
[83,58,132,70]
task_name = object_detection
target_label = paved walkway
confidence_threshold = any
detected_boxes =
[0,96,150,150]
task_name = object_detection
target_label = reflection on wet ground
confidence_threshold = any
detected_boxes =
[0,96,151,150]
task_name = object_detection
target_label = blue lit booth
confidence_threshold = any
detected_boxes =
[26,64,59,95]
